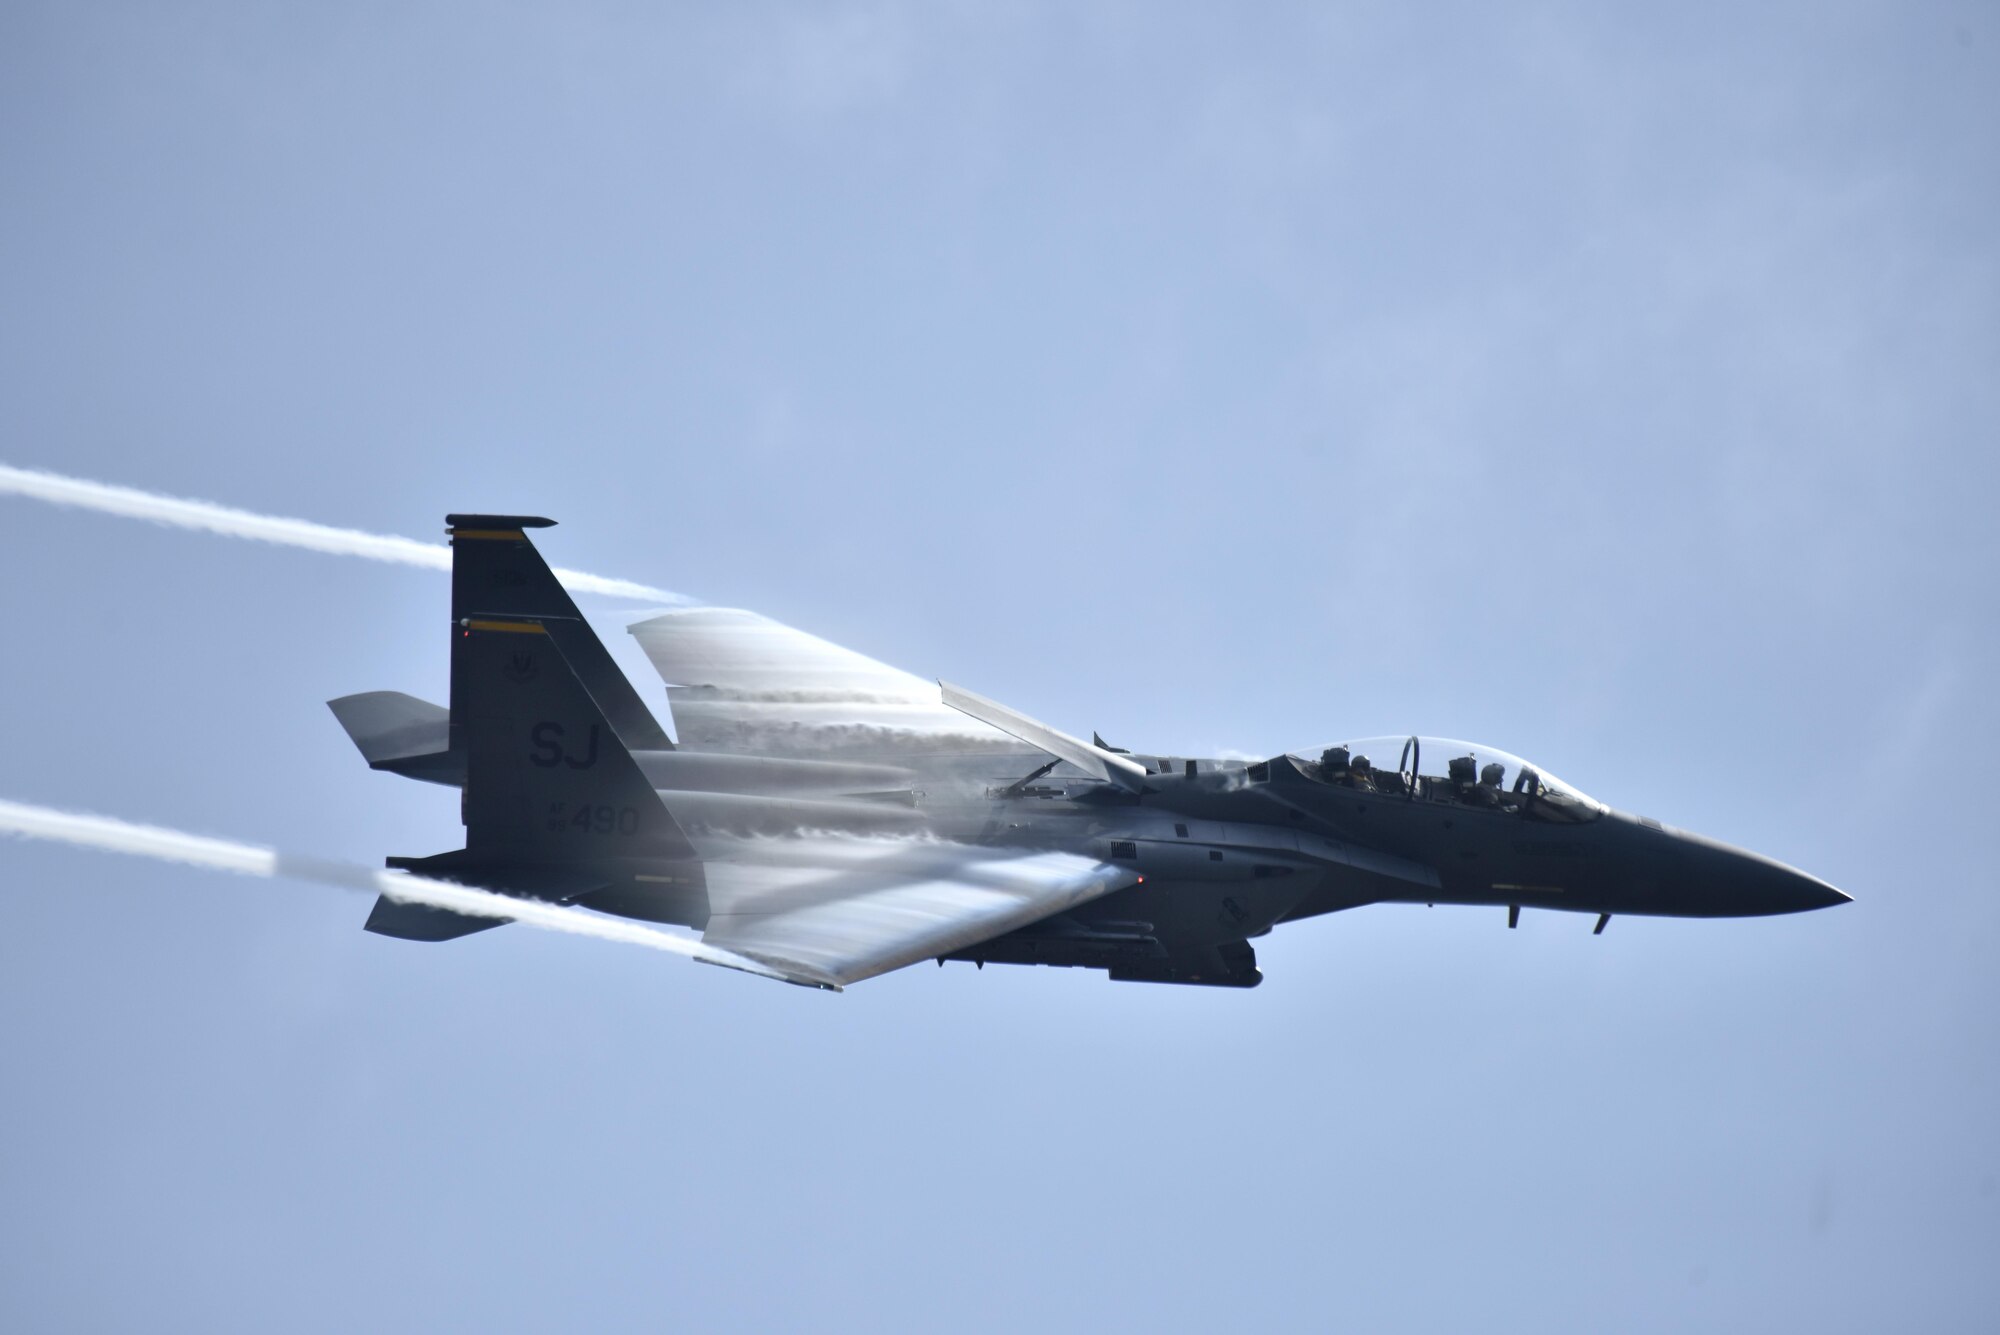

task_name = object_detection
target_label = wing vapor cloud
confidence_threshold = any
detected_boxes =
[0,797,782,978]
[630,608,1031,758]
[0,462,689,604]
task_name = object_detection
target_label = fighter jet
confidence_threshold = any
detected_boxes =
[329,515,1850,990]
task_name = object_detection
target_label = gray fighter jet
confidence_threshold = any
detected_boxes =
[330,516,1849,990]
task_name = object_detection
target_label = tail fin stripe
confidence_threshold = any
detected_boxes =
[462,618,548,635]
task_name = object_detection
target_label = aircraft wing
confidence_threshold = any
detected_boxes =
[939,681,1151,791]
[695,835,1140,989]
[628,608,1033,760]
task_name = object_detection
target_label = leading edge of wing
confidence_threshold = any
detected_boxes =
[697,837,1141,988]
[626,608,1029,757]
[938,680,1150,791]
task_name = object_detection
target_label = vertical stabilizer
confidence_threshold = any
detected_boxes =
[367,520,700,941]
[444,514,674,750]
[449,616,696,861]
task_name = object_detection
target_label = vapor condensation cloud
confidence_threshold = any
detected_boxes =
[0,462,690,603]
[0,797,781,979]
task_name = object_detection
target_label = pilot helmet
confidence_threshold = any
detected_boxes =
[1479,762,1505,788]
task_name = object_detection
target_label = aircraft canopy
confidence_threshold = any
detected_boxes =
[1292,736,1606,823]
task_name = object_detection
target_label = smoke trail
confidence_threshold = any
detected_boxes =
[0,797,784,981]
[0,462,689,604]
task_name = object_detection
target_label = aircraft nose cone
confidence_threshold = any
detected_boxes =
[1752,857,1851,914]
[1782,870,1852,912]
[1675,829,1851,915]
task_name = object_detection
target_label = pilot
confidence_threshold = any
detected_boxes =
[1319,746,1351,783]
[1465,759,1505,807]
[1347,754,1376,791]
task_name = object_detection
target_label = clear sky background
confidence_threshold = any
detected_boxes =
[2,3,1995,1331]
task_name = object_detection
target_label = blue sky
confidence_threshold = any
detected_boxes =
[2,4,1995,1331]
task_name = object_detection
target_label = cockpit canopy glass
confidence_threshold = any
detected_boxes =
[1291,736,1605,823]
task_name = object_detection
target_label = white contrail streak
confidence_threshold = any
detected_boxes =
[0,798,783,981]
[0,462,688,604]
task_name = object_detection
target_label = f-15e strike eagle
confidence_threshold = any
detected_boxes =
[329,515,1849,990]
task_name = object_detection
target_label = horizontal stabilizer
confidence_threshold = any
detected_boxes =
[327,691,460,785]
[328,691,448,765]
[367,852,615,942]
[364,896,504,941]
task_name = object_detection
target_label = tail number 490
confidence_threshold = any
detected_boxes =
[545,802,640,836]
